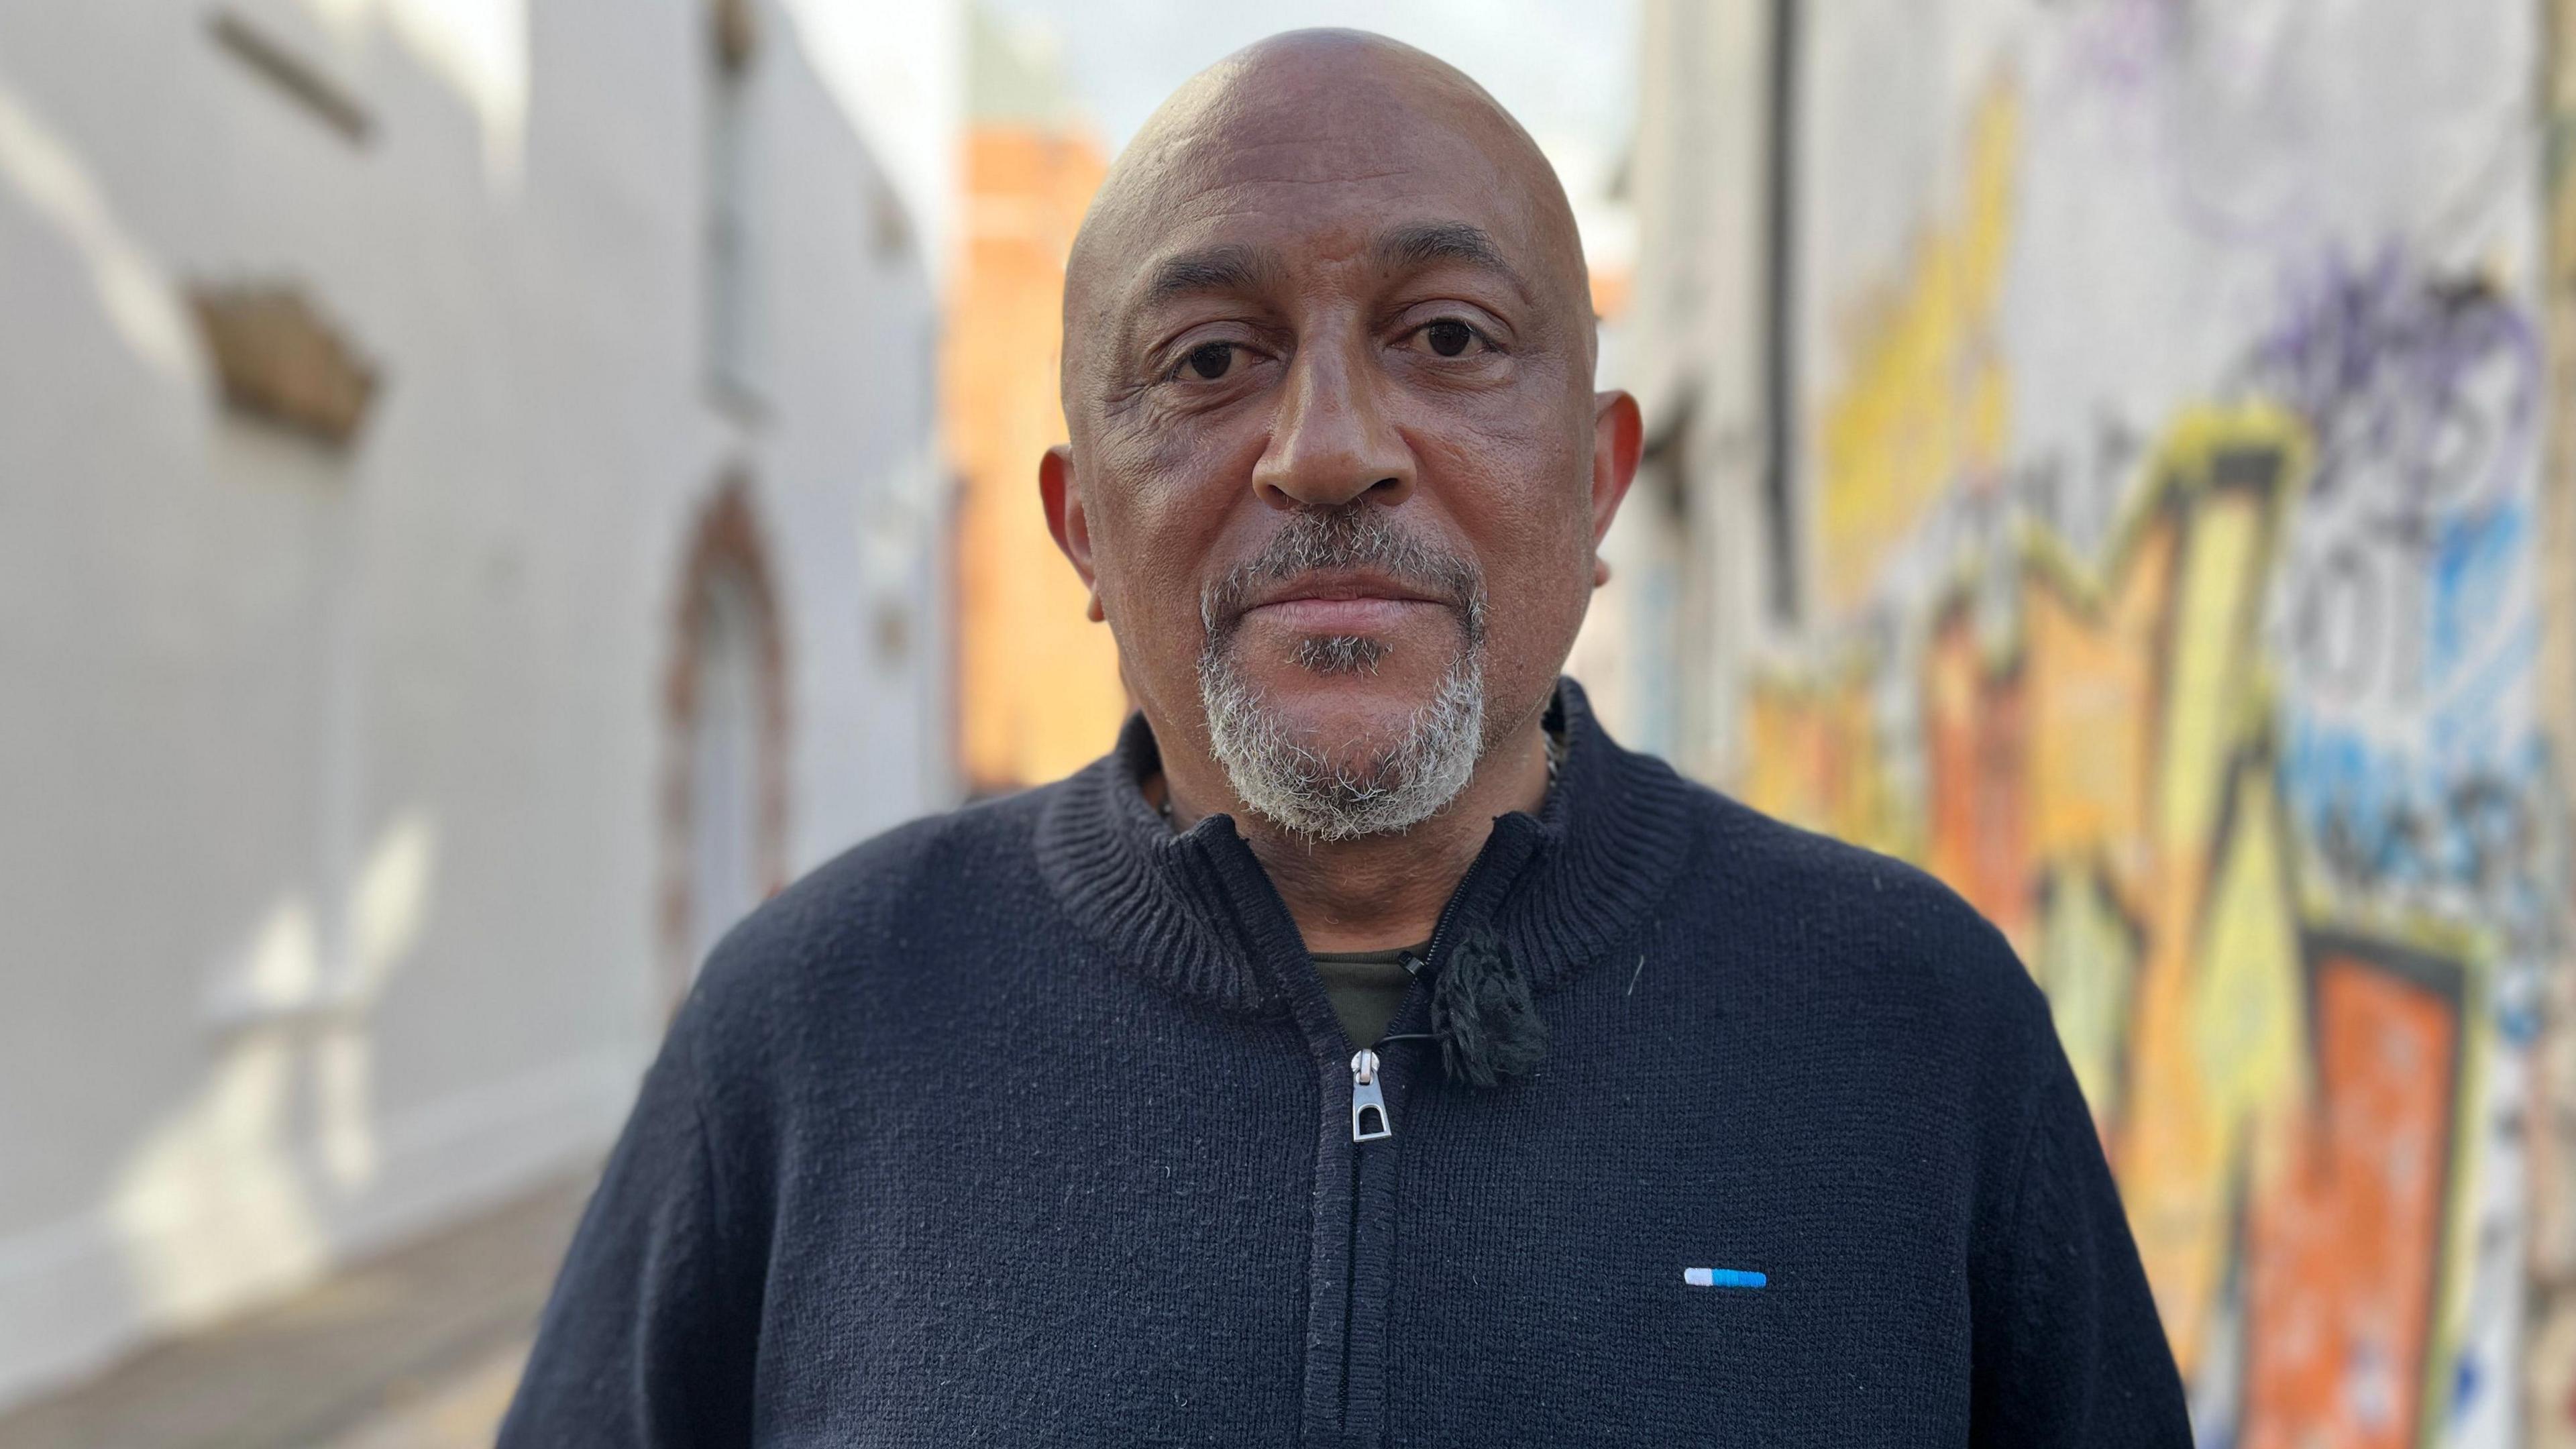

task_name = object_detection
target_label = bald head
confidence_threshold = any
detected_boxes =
[1063,30,1594,396]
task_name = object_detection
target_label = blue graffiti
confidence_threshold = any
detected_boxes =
[2427,501,2528,690]
[2284,720,2562,959]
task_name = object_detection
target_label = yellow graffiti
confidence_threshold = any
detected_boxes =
[1816,78,2020,617]
[2033,863,2138,1124]
[2118,412,2308,1369]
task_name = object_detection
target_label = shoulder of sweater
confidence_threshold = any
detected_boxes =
[682,782,1063,1030]
[1661,780,2057,1049]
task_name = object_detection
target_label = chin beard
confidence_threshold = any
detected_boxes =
[1196,629,1487,844]
[1193,502,1491,842]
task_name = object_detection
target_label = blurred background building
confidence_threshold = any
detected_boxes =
[5,2,2576,1448]
[946,8,1122,794]
[1608,2,2576,1445]
[0,0,953,1432]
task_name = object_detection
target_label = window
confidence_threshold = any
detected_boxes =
[662,480,787,1000]
[685,567,765,971]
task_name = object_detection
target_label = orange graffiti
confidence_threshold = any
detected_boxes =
[1743,663,1910,859]
[1924,603,2034,949]
[2243,938,2463,1449]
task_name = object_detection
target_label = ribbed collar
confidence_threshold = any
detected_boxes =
[1032,678,1697,1016]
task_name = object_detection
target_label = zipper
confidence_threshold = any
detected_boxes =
[1185,799,1525,1444]
[1342,921,1449,1144]
[1341,841,1497,1144]
[1349,1049,1391,1141]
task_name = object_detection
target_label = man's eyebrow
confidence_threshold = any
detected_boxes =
[1373,221,1529,297]
[1140,244,1283,307]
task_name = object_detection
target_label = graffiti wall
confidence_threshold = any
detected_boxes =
[1753,3,2570,1444]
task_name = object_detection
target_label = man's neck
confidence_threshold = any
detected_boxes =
[1156,714,1554,953]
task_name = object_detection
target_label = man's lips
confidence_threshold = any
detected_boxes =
[1237,572,1452,634]
[1244,596,1446,633]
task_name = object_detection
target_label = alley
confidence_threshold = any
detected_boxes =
[0,1175,588,1449]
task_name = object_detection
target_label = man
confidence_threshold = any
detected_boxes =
[504,30,2190,1446]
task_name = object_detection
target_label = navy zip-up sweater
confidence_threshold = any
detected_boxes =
[502,681,2190,1446]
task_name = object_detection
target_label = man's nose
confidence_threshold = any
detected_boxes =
[1250,337,1415,510]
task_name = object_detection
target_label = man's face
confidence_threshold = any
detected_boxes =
[1046,50,1633,835]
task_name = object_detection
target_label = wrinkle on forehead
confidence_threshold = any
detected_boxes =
[1061,29,1591,405]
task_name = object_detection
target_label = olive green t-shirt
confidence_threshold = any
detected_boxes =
[1309,941,1430,1048]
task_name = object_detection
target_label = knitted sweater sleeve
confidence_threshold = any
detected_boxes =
[498,1002,759,1448]
[1970,1027,2194,1446]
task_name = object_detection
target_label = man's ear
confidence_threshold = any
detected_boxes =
[1038,444,1106,622]
[1589,390,1644,586]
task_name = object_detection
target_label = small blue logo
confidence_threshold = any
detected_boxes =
[1682,1267,1767,1289]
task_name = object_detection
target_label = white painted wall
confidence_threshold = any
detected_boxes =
[0,0,953,1408]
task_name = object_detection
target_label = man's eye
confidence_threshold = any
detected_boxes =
[1179,342,1237,381]
[1422,319,1479,358]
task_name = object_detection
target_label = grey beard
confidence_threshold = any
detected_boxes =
[1198,630,1486,844]
[1194,503,1491,842]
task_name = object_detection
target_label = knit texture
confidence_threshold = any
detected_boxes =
[502,679,2190,1447]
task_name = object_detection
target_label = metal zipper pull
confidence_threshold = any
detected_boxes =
[1350,1049,1392,1142]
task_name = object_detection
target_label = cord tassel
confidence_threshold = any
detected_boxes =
[1430,930,1547,1087]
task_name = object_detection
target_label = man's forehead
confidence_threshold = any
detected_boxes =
[1099,126,1552,303]
[1132,218,1536,312]
[1064,31,1587,366]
